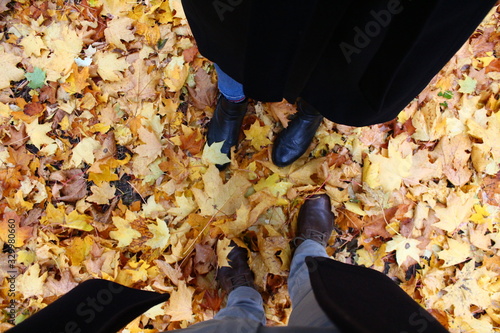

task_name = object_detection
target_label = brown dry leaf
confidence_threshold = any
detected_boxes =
[50,169,88,202]
[257,226,290,275]
[194,243,216,275]
[43,270,79,297]
[432,134,473,187]
[0,0,10,13]
[268,100,297,128]
[187,67,217,110]
[124,58,161,101]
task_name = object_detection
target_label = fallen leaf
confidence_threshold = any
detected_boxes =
[244,120,272,150]
[201,141,231,166]
[385,235,421,266]
[0,50,24,90]
[437,237,472,267]
[87,182,116,205]
[216,237,234,268]
[104,16,135,50]
[110,211,142,247]
[165,281,194,322]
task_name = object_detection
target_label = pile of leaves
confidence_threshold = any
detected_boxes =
[0,0,499,332]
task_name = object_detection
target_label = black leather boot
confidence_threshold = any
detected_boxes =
[217,242,255,292]
[207,95,248,170]
[272,99,323,167]
[295,194,335,247]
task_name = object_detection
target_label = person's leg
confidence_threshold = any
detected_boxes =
[214,63,246,102]
[171,243,266,333]
[287,240,338,329]
[286,195,339,330]
[172,287,264,333]
[288,239,328,307]
[207,64,248,169]
[214,286,266,324]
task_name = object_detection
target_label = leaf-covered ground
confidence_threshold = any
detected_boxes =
[0,1,499,332]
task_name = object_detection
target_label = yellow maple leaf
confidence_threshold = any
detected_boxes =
[20,32,46,57]
[217,237,235,268]
[116,259,150,286]
[88,164,120,186]
[16,263,48,298]
[87,182,116,205]
[441,261,492,318]
[213,204,252,238]
[141,196,165,219]
[0,213,33,247]
[164,55,189,92]
[434,189,478,233]
[95,51,129,81]
[110,211,141,247]
[65,236,93,266]
[104,16,135,50]
[244,120,272,150]
[356,243,387,270]
[25,119,55,149]
[167,193,197,223]
[438,238,472,267]
[145,218,170,250]
[99,0,135,17]
[164,281,194,322]
[257,225,290,274]
[385,235,421,266]
[201,141,231,166]
[70,137,102,167]
[434,134,473,187]
[41,203,65,225]
[65,210,94,231]
[0,49,25,90]
[135,127,162,161]
[467,111,500,164]
[364,135,412,192]
[253,173,293,197]
[63,64,90,95]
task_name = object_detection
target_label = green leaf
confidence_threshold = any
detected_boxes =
[458,75,477,94]
[438,90,453,99]
[25,67,46,89]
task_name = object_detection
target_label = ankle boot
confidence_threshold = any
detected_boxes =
[295,194,335,247]
[272,99,323,167]
[217,242,255,292]
[207,95,248,170]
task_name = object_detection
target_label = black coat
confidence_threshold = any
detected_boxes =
[181,0,496,127]
[7,259,449,333]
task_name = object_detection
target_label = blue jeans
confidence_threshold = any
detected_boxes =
[173,240,339,333]
[214,63,246,102]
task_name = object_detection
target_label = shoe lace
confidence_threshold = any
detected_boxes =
[295,229,329,247]
[228,273,254,292]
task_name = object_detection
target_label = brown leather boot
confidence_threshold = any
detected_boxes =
[295,194,335,247]
[216,242,255,292]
